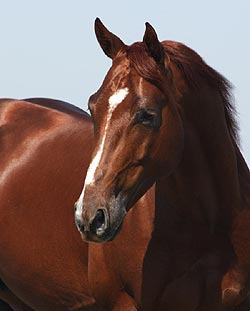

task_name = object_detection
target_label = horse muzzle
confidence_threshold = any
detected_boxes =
[74,193,127,243]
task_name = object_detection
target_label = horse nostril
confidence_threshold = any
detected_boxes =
[93,209,105,229]
[91,209,106,236]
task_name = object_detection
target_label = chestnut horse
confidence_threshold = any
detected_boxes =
[0,98,98,310]
[75,19,250,310]
[0,97,155,311]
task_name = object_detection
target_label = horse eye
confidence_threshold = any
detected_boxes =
[88,94,97,114]
[88,101,96,116]
[88,104,92,114]
[135,109,160,128]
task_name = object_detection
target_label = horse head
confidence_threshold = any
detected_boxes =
[74,18,184,242]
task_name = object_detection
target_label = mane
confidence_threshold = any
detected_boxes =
[126,41,239,145]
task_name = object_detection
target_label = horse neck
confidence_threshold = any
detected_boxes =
[153,85,242,243]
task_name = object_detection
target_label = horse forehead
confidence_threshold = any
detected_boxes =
[104,58,131,91]
[92,59,139,112]
[108,63,158,99]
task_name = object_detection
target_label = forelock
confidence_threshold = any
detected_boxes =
[126,42,166,92]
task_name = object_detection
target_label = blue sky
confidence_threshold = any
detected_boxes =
[0,0,249,163]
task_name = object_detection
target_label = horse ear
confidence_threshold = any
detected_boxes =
[143,22,167,68]
[94,18,126,59]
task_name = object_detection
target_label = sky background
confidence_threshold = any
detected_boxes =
[0,0,249,163]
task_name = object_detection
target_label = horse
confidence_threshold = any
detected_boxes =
[75,18,250,310]
[0,98,99,310]
[0,97,156,311]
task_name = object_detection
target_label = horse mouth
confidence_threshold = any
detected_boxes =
[81,220,124,243]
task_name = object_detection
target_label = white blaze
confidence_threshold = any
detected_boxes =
[75,87,129,217]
